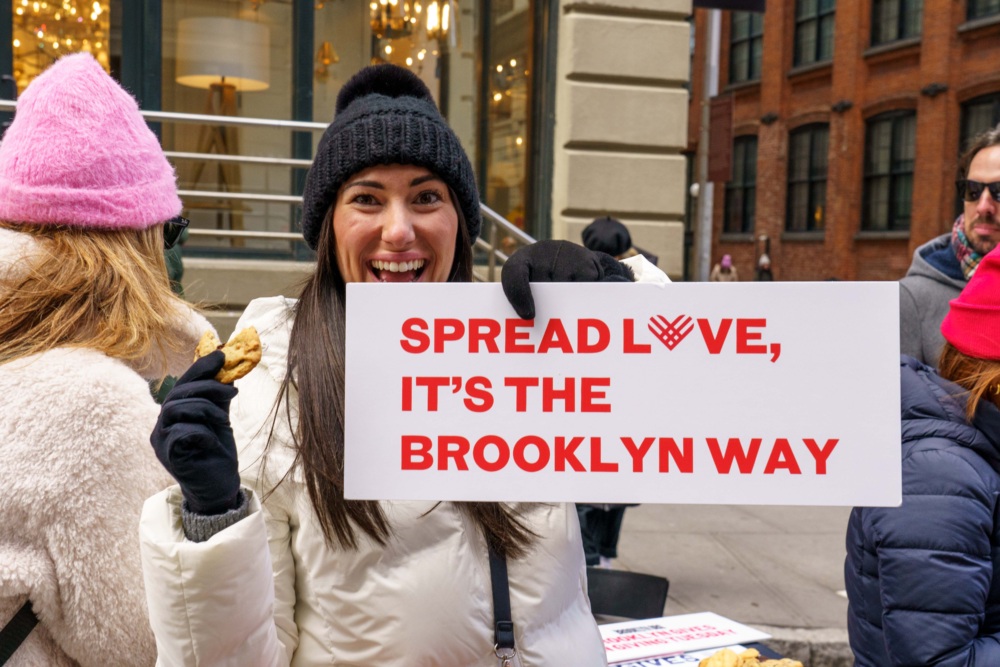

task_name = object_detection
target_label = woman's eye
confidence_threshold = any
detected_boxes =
[415,190,443,205]
[352,193,379,206]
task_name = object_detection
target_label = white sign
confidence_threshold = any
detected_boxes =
[600,613,771,663]
[344,282,901,505]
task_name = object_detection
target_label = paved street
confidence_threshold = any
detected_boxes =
[615,504,853,666]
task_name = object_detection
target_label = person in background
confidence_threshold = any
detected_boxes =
[140,64,668,666]
[846,245,1000,666]
[710,254,739,282]
[900,126,1000,365]
[581,215,659,266]
[576,218,657,571]
[755,254,773,281]
[577,503,634,569]
[152,224,191,404]
[0,53,210,666]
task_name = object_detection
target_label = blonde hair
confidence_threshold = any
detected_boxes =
[938,342,1000,421]
[0,221,187,376]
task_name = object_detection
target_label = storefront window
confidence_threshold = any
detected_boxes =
[12,0,113,94]
[315,1,477,189]
[161,1,293,258]
[139,0,530,259]
[482,0,531,233]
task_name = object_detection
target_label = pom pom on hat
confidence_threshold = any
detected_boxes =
[941,245,1000,360]
[335,63,434,113]
[0,53,181,230]
[301,64,481,251]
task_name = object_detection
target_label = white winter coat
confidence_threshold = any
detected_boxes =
[140,258,669,667]
[0,227,213,666]
[141,297,607,667]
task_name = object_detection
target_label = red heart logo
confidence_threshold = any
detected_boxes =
[648,315,694,350]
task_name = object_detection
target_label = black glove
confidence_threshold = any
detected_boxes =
[501,240,635,319]
[150,350,241,516]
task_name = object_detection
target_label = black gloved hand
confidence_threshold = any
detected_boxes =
[501,239,635,319]
[150,350,242,516]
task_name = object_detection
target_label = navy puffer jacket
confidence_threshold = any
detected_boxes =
[846,356,1000,666]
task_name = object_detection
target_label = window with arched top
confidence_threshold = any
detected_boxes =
[794,0,835,67]
[968,0,1000,21]
[871,0,922,47]
[724,136,758,234]
[729,12,763,84]
[786,124,829,232]
[862,110,916,231]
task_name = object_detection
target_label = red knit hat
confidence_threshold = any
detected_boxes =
[941,245,1000,360]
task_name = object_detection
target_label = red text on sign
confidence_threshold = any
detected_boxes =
[401,376,493,412]
[400,317,611,354]
[504,377,611,412]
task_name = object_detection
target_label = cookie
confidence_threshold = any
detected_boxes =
[193,327,262,384]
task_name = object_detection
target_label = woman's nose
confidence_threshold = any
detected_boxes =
[382,203,416,247]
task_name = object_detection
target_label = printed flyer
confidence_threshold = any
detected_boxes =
[600,613,771,664]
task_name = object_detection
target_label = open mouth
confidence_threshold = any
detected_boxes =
[369,258,427,282]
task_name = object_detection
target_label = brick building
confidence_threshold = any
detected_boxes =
[689,0,1000,281]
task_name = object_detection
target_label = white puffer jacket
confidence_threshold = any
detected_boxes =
[140,295,613,667]
[140,258,669,667]
[0,227,213,666]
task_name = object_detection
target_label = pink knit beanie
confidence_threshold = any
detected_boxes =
[0,53,181,229]
[941,245,1000,360]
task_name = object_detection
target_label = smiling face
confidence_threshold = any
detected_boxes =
[331,164,459,284]
[963,144,1000,256]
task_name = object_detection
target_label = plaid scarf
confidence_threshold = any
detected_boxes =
[951,215,984,280]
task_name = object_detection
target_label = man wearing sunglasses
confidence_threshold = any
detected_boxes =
[900,126,1000,365]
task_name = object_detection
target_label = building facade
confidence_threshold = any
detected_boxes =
[689,0,1000,281]
[1,0,690,325]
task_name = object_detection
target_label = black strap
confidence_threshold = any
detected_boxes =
[0,601,38,665]
[488,544,516,657]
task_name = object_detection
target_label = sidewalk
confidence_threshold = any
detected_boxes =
[615,504,853,667]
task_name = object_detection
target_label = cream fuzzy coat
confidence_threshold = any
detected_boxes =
[0,227,212,666]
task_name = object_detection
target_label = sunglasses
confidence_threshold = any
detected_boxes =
[163,216,189,250]
[956,179,1000,203]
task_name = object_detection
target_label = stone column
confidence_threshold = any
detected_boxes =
[551,0,692,279]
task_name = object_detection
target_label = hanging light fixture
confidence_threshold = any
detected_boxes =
[369,0,454,44]
[370,0,416,39]
[11,0,111,92]
[425,0,452,42]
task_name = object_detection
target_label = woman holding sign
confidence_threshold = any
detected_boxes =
[139,64,666,666]
[846,246,1000,666]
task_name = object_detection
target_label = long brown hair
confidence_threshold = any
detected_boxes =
[0,221,186,374]
[277,198,537,558]
[938,342,1000,421]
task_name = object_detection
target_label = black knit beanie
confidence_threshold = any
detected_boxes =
[300,64,481,250]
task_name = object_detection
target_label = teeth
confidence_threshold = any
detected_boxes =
[371,259,425,272]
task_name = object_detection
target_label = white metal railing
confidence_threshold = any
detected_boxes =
[0,100,535,281]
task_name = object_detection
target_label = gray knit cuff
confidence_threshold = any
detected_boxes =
[181,489,251,543]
